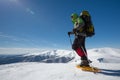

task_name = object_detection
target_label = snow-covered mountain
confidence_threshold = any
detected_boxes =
[88,48,120,63]
[0,47,119,64]
[0,47,120,80]
[0,49,75,64]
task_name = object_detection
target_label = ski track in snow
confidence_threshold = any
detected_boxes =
[0,47,120,80]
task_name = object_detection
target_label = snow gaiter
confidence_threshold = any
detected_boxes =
[76,48,85,57]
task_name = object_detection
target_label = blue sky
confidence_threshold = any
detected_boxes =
[0,0,120,49]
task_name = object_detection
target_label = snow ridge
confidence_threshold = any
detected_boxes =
[0,48,120,65]
[0,50,75,65]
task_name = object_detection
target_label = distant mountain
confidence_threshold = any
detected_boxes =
[0,48,120,65]
[0,50,75,65]
[88,48,120,63]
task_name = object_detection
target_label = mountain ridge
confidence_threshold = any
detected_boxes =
[0,47,120,65]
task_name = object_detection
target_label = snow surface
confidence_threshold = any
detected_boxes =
[0,47,120,80]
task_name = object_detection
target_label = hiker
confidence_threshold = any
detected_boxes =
[68,10,95,66]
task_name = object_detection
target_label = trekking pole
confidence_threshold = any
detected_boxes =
[68,34,76,60]
[68,34,73,46]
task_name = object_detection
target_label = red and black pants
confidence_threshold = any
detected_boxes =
[72,36,88,60]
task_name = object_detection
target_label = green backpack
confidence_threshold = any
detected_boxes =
[80,15,95,37]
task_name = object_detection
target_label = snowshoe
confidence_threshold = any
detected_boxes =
[76,65,101,73]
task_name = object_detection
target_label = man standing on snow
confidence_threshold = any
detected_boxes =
[68,10,95,67]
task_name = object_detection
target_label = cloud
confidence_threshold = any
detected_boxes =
[0,33,44,48]
[41,40,59,48]
[8,0,35,15]
[0,48,43,54]
[0,33,60,48]
[0,33,16,40]
[0,33,29,42]
[26,8,35,15]
[9,0,20,5]
[9,0,18,2]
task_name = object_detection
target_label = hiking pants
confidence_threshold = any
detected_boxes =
[72,36,88,60]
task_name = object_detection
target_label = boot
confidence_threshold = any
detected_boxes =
[80,60,90,67]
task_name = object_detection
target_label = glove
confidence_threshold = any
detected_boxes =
[68,32,72,36]
[73,29,77,33]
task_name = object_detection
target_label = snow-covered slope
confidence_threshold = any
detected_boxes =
[0,47,120,80]
[88,48,120,63]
